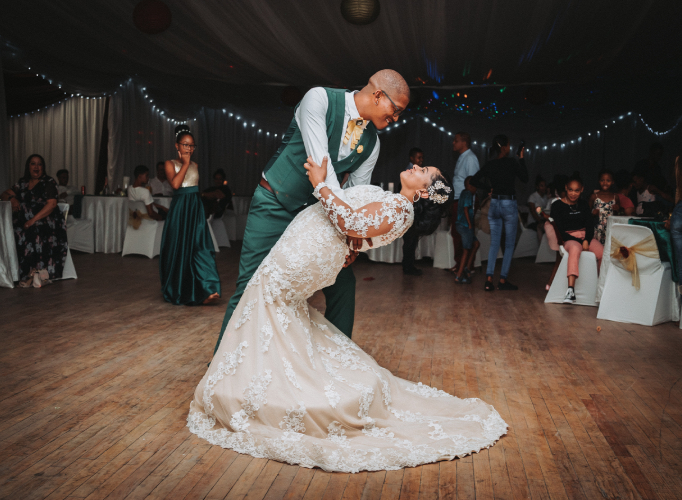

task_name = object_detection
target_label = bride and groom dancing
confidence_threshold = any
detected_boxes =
[187,70,507,472]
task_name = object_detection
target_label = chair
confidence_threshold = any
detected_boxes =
[432,230,455,269]
[121,201,164,258]
[223,210,238,241]
[210,215,231,248]
[66,214,94,253]
[535,233,558,263]
[513,215,539,258]
[598,224,677,325]
[56,203,77,280]
[474,230,503,268]
[206,215,220,252]
[545,246,598,306]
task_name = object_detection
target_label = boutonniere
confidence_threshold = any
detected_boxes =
[343,118,368,151]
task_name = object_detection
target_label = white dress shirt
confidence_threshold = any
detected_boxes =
[452,149,480,200]
[57,185,79,205]
[128,186,154,206]
[148,177,173,196]
[264,87,380,203]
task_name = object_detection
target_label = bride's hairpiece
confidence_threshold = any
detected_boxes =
[427,181,451,204]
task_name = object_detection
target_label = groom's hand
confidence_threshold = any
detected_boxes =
[343,236,373,267]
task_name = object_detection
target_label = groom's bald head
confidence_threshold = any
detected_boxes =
[367,69,410,101]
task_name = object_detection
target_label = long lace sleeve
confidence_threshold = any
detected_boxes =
[312,183,414,241]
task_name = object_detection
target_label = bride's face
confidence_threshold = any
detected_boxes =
[400,165,438,192]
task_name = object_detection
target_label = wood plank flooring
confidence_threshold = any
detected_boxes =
[1,247,682,499]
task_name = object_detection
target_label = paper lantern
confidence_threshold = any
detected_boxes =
[281,86,303,107]
[133,0,172,35]
[340,0,380,25]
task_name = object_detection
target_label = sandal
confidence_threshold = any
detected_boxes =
[484,280,494,291]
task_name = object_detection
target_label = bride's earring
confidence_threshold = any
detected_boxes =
[413,191,421,203]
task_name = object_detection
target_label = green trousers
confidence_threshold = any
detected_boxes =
[214,185,355,354]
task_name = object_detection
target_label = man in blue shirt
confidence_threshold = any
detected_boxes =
[451,132,479,271]
[402,147,424,275]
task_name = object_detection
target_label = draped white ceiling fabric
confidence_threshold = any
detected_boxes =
[8,97,105,193]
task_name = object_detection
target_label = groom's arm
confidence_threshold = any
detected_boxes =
[296,88,348,202]
[344,141,380,189]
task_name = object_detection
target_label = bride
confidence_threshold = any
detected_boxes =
[187,157,507,472]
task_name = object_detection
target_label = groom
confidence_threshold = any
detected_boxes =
[214,70,410,353]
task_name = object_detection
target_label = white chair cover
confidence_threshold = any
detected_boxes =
[597,224,678,325]
[206,215,220,253]
[121,201,164,258]
[535,233,558,263]
[544,245,598,306]
[66,215,94,253]
[0,201,19,288]
[432,230,455,269]
[210,215,231,248]
[56,203,77,280]
[474,230,503,268]
[513,215,540,258]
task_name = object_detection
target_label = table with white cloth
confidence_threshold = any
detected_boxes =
[221,196,251,241]
[0,201,19,288]
[597,216,637,301]
[81,196,129,253]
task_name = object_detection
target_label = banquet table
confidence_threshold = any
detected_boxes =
[0,201,19,288]
[596,216,635,301]
[81,195,129,253]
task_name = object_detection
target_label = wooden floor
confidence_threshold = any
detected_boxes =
[2,247,682,500]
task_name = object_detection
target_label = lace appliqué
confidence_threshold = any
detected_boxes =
[327,421,351,448]
[280,403,307,433]
[324,380,340,408]
[235,299,257,329]
[282,357,302,390]
[406,382,453,398]
[203,341,248,417]
[277,307,291,332]
[260,320,274,353]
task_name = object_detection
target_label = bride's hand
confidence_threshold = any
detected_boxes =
[304,156,327,187]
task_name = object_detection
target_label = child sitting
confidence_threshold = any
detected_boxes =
[550,173,604,304]
[454,176,480,284]
[589,169,620,244]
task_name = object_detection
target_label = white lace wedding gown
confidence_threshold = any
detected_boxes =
[188,185,507,472]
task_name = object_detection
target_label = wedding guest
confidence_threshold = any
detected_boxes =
[148,161,174,196]
[632,170,673,215]
[202,168,233,218]
[56,169,79,206]
[669,152,682,286]
[526,175,549,241]
[454,177,479,284]
[550,173,604,304]
[0,154,68,284]
[589,170,620,245]
[160,125,221,305]
[402,147,424,275]
[613,170,635,215]
[471,134,528,291]
[451,132,479,270]
[128,165,168,221]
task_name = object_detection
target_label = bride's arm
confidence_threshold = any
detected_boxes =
[305,157,410,239]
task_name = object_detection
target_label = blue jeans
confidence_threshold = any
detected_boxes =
[487,199,518,279]
[671,202,682,283]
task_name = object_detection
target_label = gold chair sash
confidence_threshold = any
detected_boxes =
[610,234,659,290]
[128,209,152,230]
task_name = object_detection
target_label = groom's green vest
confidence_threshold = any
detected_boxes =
[263,88,378,212]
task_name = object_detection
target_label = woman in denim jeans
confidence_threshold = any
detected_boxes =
[471,135,528,291]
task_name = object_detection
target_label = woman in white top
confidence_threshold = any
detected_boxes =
[159,125,221,305]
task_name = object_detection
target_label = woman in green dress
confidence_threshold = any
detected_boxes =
[159,125,221,305]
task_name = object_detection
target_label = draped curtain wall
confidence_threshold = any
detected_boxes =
[0,57,10,192]
[8,97,106,193]
[372,117,682,200]
[107,81,282,195]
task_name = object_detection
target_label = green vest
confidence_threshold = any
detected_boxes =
[263,88,378,212]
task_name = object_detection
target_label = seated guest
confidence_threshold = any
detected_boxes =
[550,173,604,304]
[56,169,79,206]
[0,154,68,285]
[202,168,233,218]
[526,175,549,241]
[613,169,635,216]
[128,165,168,221]
[148,161,173,196]
[454,177,480,284]
[632,170,673,216]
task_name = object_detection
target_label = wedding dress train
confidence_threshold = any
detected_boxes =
[188,185,507,472]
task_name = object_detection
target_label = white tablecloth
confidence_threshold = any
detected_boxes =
[232,196,251,215]
[0,201,19,288]
[153,196,172,209]
[596,216,637,301]
[82,196,129,253]
[366,232,438,264]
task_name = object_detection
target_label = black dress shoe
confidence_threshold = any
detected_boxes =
[403,267,423,276]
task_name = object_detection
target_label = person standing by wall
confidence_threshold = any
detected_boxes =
[451,132,479,271]
[402,147,424,275]
[471,135,528,291]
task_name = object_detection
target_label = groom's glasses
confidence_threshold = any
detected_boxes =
[382,90,404,117]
